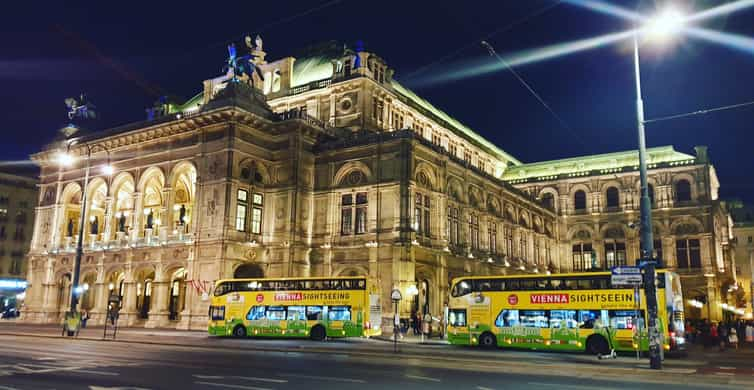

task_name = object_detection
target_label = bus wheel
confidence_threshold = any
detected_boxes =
[478,332,497,349]
[310,325,326,341]
[586,335,609,356]
[232,325,247,338]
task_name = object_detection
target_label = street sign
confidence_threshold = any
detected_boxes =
[611,266,642,286]
[391,289,402,301]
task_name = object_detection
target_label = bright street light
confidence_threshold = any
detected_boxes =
[102,164,115,176]
[56,152,75,167]
[644,8,686,41]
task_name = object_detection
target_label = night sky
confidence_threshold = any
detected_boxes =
[3,1,753,201]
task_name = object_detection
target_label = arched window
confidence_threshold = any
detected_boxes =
[606,187,619,209]
[541,193,555,210]
[234,263,264,279]
[675,180,691,202]
[574,190,586,212]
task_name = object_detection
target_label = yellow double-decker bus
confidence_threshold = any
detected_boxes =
[447,270,686,355]
[208,276,382,340]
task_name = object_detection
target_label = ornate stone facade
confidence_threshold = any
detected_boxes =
[22,41,735,329]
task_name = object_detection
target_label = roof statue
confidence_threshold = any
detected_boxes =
[145,96,169,121]
[353,40,363,68]
[64,94,96,121]
[224,42,264,85]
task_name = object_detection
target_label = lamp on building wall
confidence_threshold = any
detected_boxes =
[406,284,419,297]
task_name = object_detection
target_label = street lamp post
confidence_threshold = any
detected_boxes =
[633,8,685,370]
[59,141,112,319]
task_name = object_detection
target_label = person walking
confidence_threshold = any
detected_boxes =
[728,327,739,350]
[709,322,718,349]
[410,311,419,335]
[745,322,754,346]
[718,322,728,351]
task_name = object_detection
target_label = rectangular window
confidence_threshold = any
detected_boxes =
[328,306,352,321]
[464,150,472,165]
[355,192,367,234]
[676,239,701,269]
[533,237,540,264]
[469,214,479,250]
[236,189,248,231]
[415,193,431,237]
[341,193,367,235]
[286,306,306,321]
[549,310,578,329]
[341,194,353,235]
[449,143,457,157]
[495,309,520,327]
[604,242,626,269]
[489,221,497,254]
[519,233,527,259]
[519,310,549,328]
[572,243,593,271]
[447,206,459,245]
[266,306,286,321]
[505,226,513,256]
[250,193,263,235]
[653,239,663,263]
[432,134,441,146]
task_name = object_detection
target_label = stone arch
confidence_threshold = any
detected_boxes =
[334,161,372,187]
[671,217,704,236]
[414,162,437,190]
[234,263,265,278]
[446,177,464,202]
[504,204,516,221]
[85,178,108,239]
[110,172,135,237]
[538,187,558,211]
[60,182,82,205]
[137,167,166,193]
[672,173,696,202]
[468,186,483,209]
[532,215,544,234]
[518,211,530,229]
[600,223,627,240]
[569,183,591,211]
[59,182,83,241]
[334,266,368,277]
[138,167,165,232]
[568,224,595,241]
[486,195,501,215]
[169,161,197,231]
[238,158,271,185]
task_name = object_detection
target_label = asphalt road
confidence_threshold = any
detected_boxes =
[0,334,751,390]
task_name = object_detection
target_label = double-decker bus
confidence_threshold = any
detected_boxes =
[208,276,382,340]
[446,270,686,355]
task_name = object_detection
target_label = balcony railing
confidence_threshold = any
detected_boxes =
[50,232,195,254]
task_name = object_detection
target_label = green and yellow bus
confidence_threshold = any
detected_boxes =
[208,276,382,340]
[447,270,686,355]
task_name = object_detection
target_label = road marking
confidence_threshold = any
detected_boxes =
[192,375,286,383]
[34,357,57,361]
[0,385,21,390]
[528,382,604,390]
[405,374,441,382]
[278,373,366,383]
[194,381,272,390]
[476,386,494,390]
[71,369,120,376]
[718,366,736,370]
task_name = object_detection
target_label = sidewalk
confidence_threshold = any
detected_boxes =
[374,332,449,345]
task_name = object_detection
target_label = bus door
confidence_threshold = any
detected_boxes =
[327,306,351,336]
[225,293,246,325]
[286,306,306,336]
[266,306,285,335]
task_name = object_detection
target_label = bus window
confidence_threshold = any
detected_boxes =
[537,279,549,289]
[550,310,577,328]
[452,280,472,297]
[520,279,537,291]
[609,310,644,330]
[563,279,577,289]
[357,279,366,289]
[507,279,520,291]
[578,310,607,328]
[577,279,591,290]
[550,279,563,289]
[520,310,549,328]
[266,306,286,321]
[476,280,493,292]
[287,306,305,321]
[306,306,323,320]
[495,309,519,327]
[328,306,351,321]
[247,306,266,320]
[449,309,467,327]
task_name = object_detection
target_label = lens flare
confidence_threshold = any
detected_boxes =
[687,0,754,23]
[686,27,754,55]
[407,30,636,87]
[562,0,642,21]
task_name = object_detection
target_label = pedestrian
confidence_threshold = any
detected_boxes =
[718,322,728,351]
[728,327,739,350]
[709,322,718,349]
[685,321,695,344]
[81,310,90,329]
[745,322,754,346]
[410,311,419,335]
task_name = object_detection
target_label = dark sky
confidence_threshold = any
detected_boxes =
[2,1,753,201]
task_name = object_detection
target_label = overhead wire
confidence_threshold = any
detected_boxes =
[644,99,754,124]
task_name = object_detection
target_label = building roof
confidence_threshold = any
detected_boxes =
[502,146,696,181]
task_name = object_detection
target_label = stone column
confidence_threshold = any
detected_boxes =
[131,192,143,240]
[103,196,114,242]
[145,280,170,328]
[161,186,173,238]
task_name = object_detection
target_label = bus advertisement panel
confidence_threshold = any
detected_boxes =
[446,271,686,355]
[208,277,381,341]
